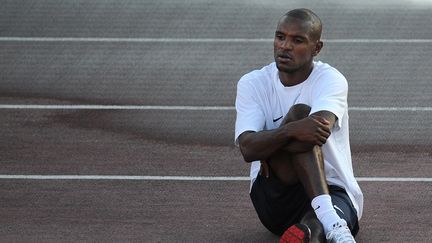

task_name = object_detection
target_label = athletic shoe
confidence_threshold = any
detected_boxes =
[326,219,356,243]
[279,223,311,243]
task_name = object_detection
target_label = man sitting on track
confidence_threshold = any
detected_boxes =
[234,8,363,243]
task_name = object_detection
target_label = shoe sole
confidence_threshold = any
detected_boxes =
[279,223,311,243]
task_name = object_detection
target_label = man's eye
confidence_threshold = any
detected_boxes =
[294,38,304,43]
[276,35,285,40]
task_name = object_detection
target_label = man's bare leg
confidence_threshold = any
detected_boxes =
[268,104,328,197]
[265,104,329,242]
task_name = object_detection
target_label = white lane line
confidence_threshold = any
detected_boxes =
[1,37,432,43]
[0,175,248,181]
[1,104,432,111]
[356,177,432,182]
[0,175,431,182]
[350,107,432,111]
[0,105,234,110]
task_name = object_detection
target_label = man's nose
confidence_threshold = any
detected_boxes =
[280,39,293,50]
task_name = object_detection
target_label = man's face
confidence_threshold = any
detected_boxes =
[273,17,320,74]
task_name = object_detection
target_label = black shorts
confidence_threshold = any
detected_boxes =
[250,173,359,236]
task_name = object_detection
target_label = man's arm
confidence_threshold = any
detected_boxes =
[238,128,288,163]
[282,110,337,153]
[238,112,334,162]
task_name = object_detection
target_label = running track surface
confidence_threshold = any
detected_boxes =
[1,1,431,242]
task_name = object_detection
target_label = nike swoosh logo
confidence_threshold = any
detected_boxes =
[273,116,283,122]
[334,205,345,215]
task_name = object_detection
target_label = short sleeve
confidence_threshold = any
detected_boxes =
[234,76,266,145]
[309,72,348,129]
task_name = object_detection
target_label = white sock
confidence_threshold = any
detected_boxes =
[311,194,341,234]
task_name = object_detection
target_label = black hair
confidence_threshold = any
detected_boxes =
[282,8,322,40]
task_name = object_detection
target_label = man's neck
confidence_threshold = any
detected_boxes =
[279,62,314,87]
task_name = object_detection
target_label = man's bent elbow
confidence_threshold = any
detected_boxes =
[239,144,256,163]
[238,132,258,162]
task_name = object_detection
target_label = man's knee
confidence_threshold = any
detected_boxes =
[282,104,311,125]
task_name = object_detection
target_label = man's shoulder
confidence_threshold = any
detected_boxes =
[314,61,346,80]
[312,61,348,86]
[239,62,277,85]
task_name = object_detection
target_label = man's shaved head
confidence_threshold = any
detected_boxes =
[273,8,324,82]
[279,8,322,41]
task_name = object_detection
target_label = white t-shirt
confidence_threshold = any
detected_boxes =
[234,61,363,219]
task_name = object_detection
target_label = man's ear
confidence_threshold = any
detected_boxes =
[313,41,323,56]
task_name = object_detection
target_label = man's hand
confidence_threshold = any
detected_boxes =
[281,114,332,153]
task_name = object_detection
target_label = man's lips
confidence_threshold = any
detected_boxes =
[277,54,293,62]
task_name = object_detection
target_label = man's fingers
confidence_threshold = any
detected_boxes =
[320,125,331,134]
[310,114,330,125]
[322,129,331,138]
[314,134,327,146]
[310,116,331,134]
[317,127,330,138]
